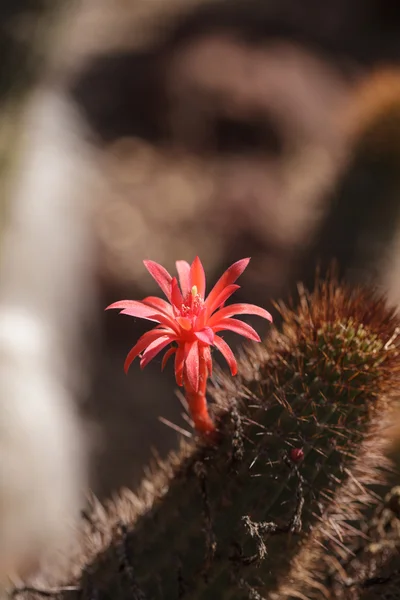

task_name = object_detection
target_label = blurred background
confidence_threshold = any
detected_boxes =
[1,0,400,504]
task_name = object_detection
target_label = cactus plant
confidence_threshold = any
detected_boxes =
[0,0,71,236]
[14,275,400,600]
[296,70,400,292]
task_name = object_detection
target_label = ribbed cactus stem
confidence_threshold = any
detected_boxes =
[15,277,400,600]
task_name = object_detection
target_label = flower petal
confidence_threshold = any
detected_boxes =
[190,256,206,298]
[176,260,191,297]
[209,303,273,326]
[202,344,213,376]
[206,284,240,316]
[195,327,214,345]
[185,341,199,392]
[176,316,192,330]
[213,318,261,341]
[140,335,175,369]
[143,260,173,301]
[161,347,177,371]
[213,335,238,376]
[175,344,185,386]
[194,306,207,330]
[123,328,174,373]
[171,277,183,309]
[205,258,250,314]
[106,300,159,321]
[120,309,179,334]
[142,296,174,317]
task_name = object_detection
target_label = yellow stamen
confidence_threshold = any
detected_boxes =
[191,285,198,297]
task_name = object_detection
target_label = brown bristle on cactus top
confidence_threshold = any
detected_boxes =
[15,276,400,600]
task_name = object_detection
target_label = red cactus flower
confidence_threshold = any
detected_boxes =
[106,257,272,434]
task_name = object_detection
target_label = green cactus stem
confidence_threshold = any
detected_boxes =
[16,276,400,600]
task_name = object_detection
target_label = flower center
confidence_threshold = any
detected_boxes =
[180,287,204,319]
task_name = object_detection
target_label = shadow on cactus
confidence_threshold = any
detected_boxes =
[15,274,400,600]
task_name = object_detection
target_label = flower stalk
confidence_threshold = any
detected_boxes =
[184,347,214,433]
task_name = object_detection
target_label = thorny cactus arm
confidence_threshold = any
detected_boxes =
[297,69,400,292]
[317,430,400,598]
[16,276,400,600]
